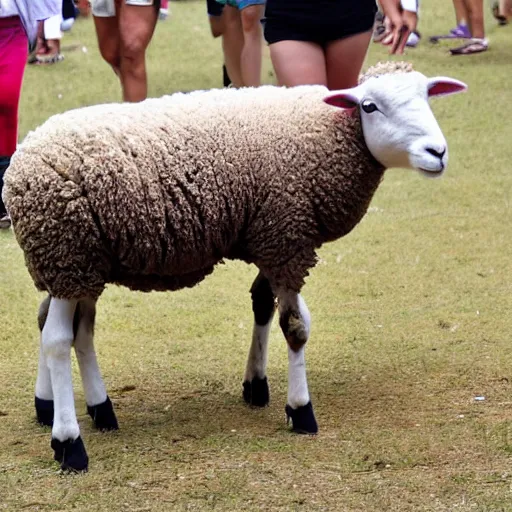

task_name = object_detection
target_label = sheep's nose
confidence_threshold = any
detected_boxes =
[426,147,446,160]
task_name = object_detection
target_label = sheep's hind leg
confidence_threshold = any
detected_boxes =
[43,297,88,472]
[35,296,54,426]
[243,272,276,407]
[74,298,118,431]
[277,290,318,434]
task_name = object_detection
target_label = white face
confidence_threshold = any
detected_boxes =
[324,72,467,177]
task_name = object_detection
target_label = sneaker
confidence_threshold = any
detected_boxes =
[406,31,421,47]
[0,214,11,229]
[159,7,170,20]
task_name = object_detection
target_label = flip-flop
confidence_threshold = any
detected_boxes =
[30,53,65,65]
[450,40,488,55]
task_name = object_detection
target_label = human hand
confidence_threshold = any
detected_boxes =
[386,9,417,54]
[378,0,419,54]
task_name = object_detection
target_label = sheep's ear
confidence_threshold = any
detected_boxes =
[323,90,361,110]
[428,77,468,97]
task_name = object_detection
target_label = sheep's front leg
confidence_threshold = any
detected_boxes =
[74,299,118,431]
[277,290,318,434]
[243,272,276,407]
[42,297,88,472]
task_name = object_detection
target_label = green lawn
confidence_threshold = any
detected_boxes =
[1,1,512,510]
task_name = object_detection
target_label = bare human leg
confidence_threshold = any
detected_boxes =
[222,5,244,87]
[239,4,265,86]
[325,30,372,90]
[93,14,121,76]
[118,1,159,102]
[464,0,485,38]
[269,40,327,87]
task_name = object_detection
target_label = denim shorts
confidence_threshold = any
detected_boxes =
[215,0,266,10]
[91,0,160,17]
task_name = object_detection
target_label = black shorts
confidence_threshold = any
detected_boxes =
[207,0,224,16]
[264,0,377,46]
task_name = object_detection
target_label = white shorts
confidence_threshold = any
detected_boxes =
[91,0,156,17]
[44,14,63,40]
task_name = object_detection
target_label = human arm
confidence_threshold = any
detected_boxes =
[378,0,418,54]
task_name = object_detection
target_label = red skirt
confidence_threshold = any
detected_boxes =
[0,16,28,156]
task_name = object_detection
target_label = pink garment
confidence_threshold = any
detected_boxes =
[0,16,28,156]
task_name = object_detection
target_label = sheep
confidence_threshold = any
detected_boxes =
[3,62,467,472]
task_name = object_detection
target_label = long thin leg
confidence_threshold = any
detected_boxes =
[243,272,275,407]
[42,297,88,472]
[35,296,54,426]
[277,289,318,434]
[74,299,118,431]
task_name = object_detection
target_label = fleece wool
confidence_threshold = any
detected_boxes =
[4,64,413,300]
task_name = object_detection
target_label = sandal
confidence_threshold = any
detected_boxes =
[30,53,65,65]
[450,39,488,55]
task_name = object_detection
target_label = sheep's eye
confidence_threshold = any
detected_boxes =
[361,101,378,114]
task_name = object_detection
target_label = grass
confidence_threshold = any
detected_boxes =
[1,0,512,510]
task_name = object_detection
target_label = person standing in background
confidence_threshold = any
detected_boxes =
[0,0,61,229]
[91,0,160,102]
[429,0,487,53]
[215,0,265,87]
[29,12,64,64]
[207,0,244,87]
[430,0,472,41]
[449,0,487,54]
[263,0,416,91]
[28,0,77,65]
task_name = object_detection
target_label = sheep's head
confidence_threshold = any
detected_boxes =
[324,71,467,177]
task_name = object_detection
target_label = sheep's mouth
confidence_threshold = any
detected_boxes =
[417,167,445,178]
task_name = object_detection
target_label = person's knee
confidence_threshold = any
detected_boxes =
[240,5,263,33]
[121,33,149,65]
[99,46,121,70]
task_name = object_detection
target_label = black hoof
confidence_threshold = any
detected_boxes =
[243,376,270,407]
[285,402,318,434]
[51,436,89,472]
[35,397,54,427]
[87,396,119,431]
